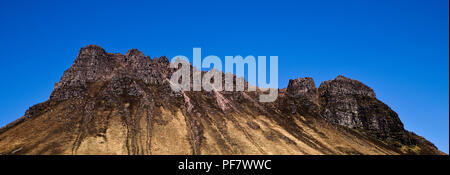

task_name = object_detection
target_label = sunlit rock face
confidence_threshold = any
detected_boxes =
[0,45,444,155]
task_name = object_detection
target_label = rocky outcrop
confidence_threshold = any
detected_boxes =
[287,77,317,100]
[315,75,440,154]
[283,75,406,140]
[285,77,319,116]
[278,75,443,154]
[50,45,172,102]
[318,75,404,137]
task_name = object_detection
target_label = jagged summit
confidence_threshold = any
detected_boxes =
[79,44,106,56]
[286,77,317,98]
[318,75,402,136]
[0,45,444,155]
[125,48,145,57]
[282,75,441,154]
[320,75,376,98]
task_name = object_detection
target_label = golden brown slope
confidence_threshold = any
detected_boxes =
[0,94,397,155]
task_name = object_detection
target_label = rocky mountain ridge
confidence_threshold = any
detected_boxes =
[0,45,443,155]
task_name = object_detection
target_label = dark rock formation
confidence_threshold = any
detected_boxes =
[50,45,172,102]
[318,75,404,138]
[279,75,442,154]
[315,75,440,154]
[285,77,319,116]
[287,77,317,100]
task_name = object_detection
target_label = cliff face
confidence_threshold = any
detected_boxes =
[318,76,404,140]
[285,77,320,116]
[0,45,443,155]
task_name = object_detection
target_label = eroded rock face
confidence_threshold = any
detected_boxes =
[318,76,405,142]
[50,45,172,101]
[285,77,319,116]
[281,75,442,154]
[287,77,317,100]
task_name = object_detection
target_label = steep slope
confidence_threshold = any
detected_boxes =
[0,45,443,155]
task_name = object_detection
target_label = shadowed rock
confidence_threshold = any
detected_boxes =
[285,77,319,116]
[317,75,441,154]
[318,75,403,135]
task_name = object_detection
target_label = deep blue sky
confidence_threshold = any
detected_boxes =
[0,0,448,153]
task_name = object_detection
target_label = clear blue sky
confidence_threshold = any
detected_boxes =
[0,0,448,153]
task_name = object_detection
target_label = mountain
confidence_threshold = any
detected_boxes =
[0,45,443,155]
